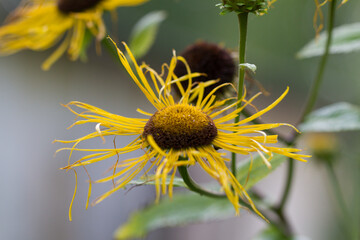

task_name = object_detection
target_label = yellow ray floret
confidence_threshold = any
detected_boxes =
[0,0,147,70]
[55,40,310,221]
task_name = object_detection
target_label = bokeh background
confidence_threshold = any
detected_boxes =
[0,0,359,239]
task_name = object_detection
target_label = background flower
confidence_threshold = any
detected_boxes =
[0,0,147,70]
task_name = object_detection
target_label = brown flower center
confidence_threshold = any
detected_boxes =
[57,0,103,14]
[174,41,235,98]
[143,105,217,150]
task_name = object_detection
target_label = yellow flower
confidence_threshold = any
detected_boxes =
[0,0,147,70]
[55,40,309,221]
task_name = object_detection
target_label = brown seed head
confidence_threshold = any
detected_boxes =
[57,0,103,13]
[174,41,235,98]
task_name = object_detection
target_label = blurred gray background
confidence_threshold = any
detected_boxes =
[0,0,359,239]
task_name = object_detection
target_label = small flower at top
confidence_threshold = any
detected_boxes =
[55,39,310,221]
[0,0,148,70]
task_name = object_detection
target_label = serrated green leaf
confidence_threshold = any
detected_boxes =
[297,22,360,59]
[128,11,166,59]
[237,154,287,190]
[299,102,360,132]
[127,175,187,188]
[114,193,235,240]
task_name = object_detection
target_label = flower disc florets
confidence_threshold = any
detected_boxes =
[58,0,103,13]
[143,105,217,150]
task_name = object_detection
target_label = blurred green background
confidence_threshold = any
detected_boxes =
[0,0,359,239]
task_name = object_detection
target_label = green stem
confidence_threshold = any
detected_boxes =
[178,160,293,234]
[178,166,226,199]
[178,165,281,225]
[300,0,337,122]
[277,158,294,212]
[325,161,352,239]
[273,0,338,233]
[231,12,249,178]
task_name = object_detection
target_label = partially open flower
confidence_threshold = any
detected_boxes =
[0,0,147,70]
[55,40,309,221]
[174,41,235,99]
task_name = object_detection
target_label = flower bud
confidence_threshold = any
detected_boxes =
[217,0,275,15]
[305,133,339,164]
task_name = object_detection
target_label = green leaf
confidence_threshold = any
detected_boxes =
[253,225,288,240]
[253,225,309,240]
[237,154,287,190]
[128,11,167,58]
[127,175,187,188]
[114,193,235,240]
[114,154,286,240]
[79,29,94,62]
[299,102,360,132]
[297,22,360,59]
[102,37,121,64]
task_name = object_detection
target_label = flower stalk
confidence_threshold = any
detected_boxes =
[300,0,337,121]
[325,161,352,239]
[274,0,338,234]
[231,12,249,178]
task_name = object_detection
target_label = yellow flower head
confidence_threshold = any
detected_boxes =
[0,0,147,70]
[55,40,309,221]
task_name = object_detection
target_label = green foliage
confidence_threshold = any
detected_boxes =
[128,11,167,59]
[79,29,94,62]
[253,225,288,240]
[238,154,287,190]
[299,102,360,132]
[297,22,360,59]
[113,193,235,240]
[102,37,121,64]
[253,225,306,240]
[114,154,287,239]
